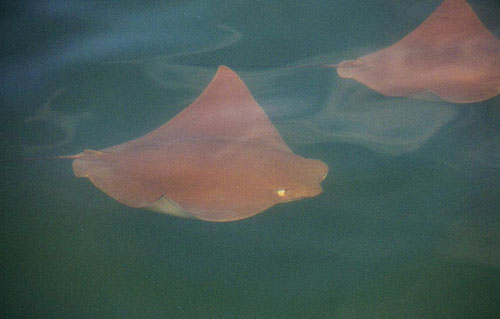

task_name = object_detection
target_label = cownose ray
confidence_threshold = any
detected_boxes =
[56,66,328,222]
[333,0,500,103]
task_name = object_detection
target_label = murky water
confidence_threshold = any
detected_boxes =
[1,0,500,318]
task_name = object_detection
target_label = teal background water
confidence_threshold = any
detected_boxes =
[1,0,500,318]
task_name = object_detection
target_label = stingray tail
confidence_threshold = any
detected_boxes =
[1,154,81,163]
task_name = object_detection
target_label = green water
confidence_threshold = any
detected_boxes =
[1,0,500,318]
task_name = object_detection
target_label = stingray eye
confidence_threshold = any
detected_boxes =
[276,189,287,197]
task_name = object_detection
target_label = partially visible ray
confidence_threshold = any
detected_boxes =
[333,0,500,103]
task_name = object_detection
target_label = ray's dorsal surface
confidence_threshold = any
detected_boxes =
[335,0,500,103]
[70,66,328,222]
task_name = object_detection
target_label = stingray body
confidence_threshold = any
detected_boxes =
[335,0,500,103]
[69,66,328,222]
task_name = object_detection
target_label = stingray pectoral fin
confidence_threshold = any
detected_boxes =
[73,159,161,208]
[145,196,195,219]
